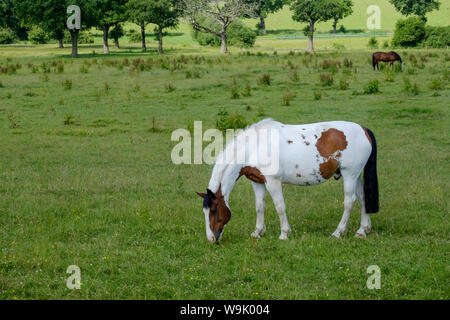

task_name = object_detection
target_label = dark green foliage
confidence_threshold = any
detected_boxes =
[216,112,248,132]
[368,37,378,49]
[109,24,125,40]
[392,17,426,47]
[127,29,142,43]
[423,26,450,48]
[389,0,440,20]
[63,30,94,44]
[363,80,380,94]
[257,73,271,86]
[0,27,16,44]
[28,26,50,44]
[192,19,256,48]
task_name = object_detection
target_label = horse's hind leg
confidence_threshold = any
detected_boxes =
[331,174,358,238]
[355,175,371,238]
[265,178,291,240]
[251,181,266,238]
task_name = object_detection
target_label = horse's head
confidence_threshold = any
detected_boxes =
[196,187,231,243]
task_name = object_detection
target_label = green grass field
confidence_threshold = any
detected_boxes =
[0,23,449,300]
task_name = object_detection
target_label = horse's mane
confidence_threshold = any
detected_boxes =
[390,51,402,60]
[209,118,278,192]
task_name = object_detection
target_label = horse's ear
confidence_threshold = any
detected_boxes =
[196,192,206,198]
[207,189,216,199]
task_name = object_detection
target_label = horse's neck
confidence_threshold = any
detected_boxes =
[208,163,243,202]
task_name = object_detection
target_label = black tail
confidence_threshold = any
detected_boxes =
[372,54,376,71]
[363,128,379,213]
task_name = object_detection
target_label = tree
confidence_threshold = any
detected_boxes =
[126,0,151,51]
[290,0,335,52]
[181,0,258,54]
[1,0,27,40]
[13,0,67,47]
[244,0,286,34]
[88,0,128,53]
[13,0,95,56]
[391,16,426,47]
[109,24,124,49]
[329,0,353,34]
[127,0,181,54]
[389,0,440,21]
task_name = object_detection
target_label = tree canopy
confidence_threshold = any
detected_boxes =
[290,0,336,51]
[389,0,440,21]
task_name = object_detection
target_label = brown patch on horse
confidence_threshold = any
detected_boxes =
[316,128,348,180]
[362,126,373,146]
[238,166,266,184]
[209,187,231,237]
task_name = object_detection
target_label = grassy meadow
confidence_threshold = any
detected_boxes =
[0,21,449,300]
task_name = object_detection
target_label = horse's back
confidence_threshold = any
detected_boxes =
[273,121,372,185]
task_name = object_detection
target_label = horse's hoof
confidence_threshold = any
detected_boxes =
[330,229,344,238]
[251,226,265,239]
[279,233,289,240]
[251,231,261,239]
[355,230,367,238]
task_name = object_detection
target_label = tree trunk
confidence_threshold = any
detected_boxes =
[307,20,315,53]
[103,26,110,54]
[141,24,146,52]
[220,24,228,54]
[259,15,266,35]
[58,38,64,48]
[114,37,120,49]
[69,29,79,58]
[333,18,338,34]
[157,27,163,54]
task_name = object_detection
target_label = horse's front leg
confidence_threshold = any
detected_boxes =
[266,178,291,240]
[251,181,266,239]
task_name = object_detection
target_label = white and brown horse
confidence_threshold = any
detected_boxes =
[197,119,378,243]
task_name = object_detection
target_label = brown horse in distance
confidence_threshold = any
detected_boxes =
[372,51,403,71]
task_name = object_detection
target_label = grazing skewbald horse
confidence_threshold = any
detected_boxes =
[372,51,403,71]
[197,119,379,243]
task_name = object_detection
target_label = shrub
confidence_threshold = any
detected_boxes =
[192,18,256,48]
[368,37,378,49]
[339,79,349,90]
[429,77,443,90]
[282,90,296,106]
[257,73,271,86]
[62,79,72,90]
[7,110,20,128]
[64,114,76,125]
[319,73,334,87]
[403,78,419,95]
[216,112,248,133]
[242,82,252,97]
[313,91,322,100]
[127,29,142,43]
[392,17,426,47]
[28,26,49,44]
[231,84,240,99]
[422,26,450,48]
[384,68,395,82]
[63,30,94,44]
[290,70,300,82]
[164,81,176,92]
[0,28,16,44]
[363,80,380,94]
